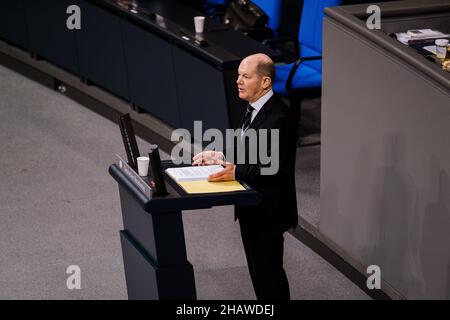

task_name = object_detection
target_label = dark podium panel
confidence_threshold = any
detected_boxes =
[0,0,28,49]
[76,0,130,100]
[109,160,260,299]
[119,230,196,300]
[25,0,80,75]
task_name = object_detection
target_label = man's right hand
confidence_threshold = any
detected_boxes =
[192,151,225,166]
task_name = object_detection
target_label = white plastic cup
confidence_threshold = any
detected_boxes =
[137,156,150,176]
[435,39,449,59]
[194,16,205,33]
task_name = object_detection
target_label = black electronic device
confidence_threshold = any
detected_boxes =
[194,34,208,47]
[149,145,168,196]
[119,113,140,170]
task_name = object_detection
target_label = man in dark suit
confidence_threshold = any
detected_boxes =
[193,53,298,300]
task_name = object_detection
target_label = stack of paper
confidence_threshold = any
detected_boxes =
[165,165,246,194]
[394,29,449,45]
[166,165,224,182]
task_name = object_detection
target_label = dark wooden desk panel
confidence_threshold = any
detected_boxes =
[172,44,230,135]
[0,0,28,50]
[92,0,278,68]
[77,0,130,100]
[121,20,181,128]
[25,0,79,74]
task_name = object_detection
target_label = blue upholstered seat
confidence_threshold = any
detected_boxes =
[202,0,229,15]
[273,61,322,95]
[274,0,343,96]
[252,0,282,32]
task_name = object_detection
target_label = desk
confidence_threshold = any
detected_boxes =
[94,0,279,134]
[109,160,260,299]
[321,0,450,299]
[0,0,278,137]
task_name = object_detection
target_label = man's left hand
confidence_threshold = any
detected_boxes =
[208,162,236,181]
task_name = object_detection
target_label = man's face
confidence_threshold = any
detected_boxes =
[236,59,265,103]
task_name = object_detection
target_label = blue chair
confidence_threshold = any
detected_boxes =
[202,0,229,16]
[203,0,228,4]
[252,0,282,33]
[273,0,343,139]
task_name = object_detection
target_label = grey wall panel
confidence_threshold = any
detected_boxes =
[0,0,28,49]
[172,46,229,137]
[122,21,180,128]
[25,0,79,74]
[320,18,450,299]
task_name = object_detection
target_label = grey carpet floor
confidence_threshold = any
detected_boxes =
[0,64,369,300]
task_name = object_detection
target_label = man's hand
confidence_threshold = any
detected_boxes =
[192,151,224,166]
[207,162,236,181]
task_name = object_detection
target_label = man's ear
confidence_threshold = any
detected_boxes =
[262,76,272,89]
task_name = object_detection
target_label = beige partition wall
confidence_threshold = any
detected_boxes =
[320,0,450,299]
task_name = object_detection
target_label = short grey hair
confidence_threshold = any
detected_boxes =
[256,60,275,82]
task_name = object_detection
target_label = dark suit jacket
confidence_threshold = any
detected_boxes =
[227,94,298,233]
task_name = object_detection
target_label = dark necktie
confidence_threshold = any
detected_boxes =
[241,104,255,132]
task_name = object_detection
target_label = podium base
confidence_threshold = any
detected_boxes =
[120,231,196,300]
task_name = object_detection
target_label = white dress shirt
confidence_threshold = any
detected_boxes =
[241,89,273,140]
[246,89,274,126]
